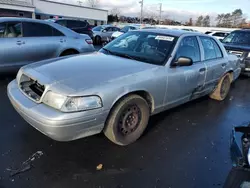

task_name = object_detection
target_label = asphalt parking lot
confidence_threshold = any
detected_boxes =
[0,71,250,187]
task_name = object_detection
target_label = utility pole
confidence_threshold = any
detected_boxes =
[139,0,144,24]
[159,3,162,24]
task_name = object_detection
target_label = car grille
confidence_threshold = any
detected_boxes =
[19,74,45,102]
[227,50,244,58]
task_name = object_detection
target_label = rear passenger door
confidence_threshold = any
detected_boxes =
[199,36,227,90]
[0,21,28,69]
[22,22,65,63]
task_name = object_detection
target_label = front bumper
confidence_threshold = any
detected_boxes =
[7,80,109,141]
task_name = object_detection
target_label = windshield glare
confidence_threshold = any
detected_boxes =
[223,31,250,44]
[102,31,177,65]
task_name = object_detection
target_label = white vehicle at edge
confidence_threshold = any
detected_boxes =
[205,31,231,41]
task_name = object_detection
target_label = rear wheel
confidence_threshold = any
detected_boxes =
[104,95,150,146]
[209,73,231,101]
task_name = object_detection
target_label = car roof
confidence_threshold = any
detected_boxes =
[136,28,206,37]
[0,17,80,37]
[53,18,87,22]
[0,17,50,24]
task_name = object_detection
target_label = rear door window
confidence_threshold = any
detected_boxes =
[211,39,223,58]
[79,21,87,28]
[1,22,23,38]
[0,23,6,38]
[55,20,67,27]
[200,36,221,60]
[52,28,64,36]
[23,22,53,37]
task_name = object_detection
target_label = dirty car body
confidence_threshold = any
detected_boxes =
[8,29,241,143]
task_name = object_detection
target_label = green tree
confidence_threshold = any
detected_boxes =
[195,16,203,26]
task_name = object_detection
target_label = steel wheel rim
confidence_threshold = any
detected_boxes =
[118,105,142,136]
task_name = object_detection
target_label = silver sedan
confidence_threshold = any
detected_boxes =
[8,29,241,146]
[0,17,95,72]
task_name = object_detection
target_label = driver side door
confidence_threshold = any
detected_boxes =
[165,36,207,108]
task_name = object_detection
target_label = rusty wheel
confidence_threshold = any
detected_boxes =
[104,95,150,146]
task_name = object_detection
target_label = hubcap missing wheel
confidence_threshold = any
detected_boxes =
[118,105,141,135]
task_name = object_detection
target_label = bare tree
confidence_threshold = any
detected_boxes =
[216,14,225,27]
[195,16,203,26]
[87,0,99,8]
[232,9,242,27]
[203,15,210,27]
[110,8,121,16]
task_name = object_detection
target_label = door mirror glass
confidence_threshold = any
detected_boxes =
[175,57,193,66]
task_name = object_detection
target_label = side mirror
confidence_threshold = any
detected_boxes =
[174,57,193,67]
[102,29,107,33]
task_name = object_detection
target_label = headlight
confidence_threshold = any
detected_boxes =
[247,53,250,58]
[42,92,102,112]
[16,69,23,84]
[43,91,67,110]
[61,96,102,112]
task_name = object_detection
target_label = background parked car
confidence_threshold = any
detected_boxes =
[0,17,95,72]
[111,25,140,40]
[222,29,250,76]
[92,25,120,45]
[205,31,230,41]
[51,19,94,40]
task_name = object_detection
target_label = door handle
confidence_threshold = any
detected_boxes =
[16,41,25,45]
[199,68,206,73]
[60,39,64,43]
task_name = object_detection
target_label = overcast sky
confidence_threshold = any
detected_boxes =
[56,0,249,22]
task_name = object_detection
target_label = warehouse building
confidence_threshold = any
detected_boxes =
[0,0,108,25]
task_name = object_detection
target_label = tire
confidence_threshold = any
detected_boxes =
[60,50,78,57]
[104,95,150,146]
[95,36,101,45]
[209,73,231,101]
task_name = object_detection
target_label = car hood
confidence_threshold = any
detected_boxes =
[24,52,157,93]
[223,43,250,52]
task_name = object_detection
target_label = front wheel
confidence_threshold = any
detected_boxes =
[209,73,231,101]
[104,95,150,146]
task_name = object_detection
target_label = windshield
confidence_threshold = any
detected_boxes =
[222,31,250,45]
[93,25,105,31]
[120,26,130,33]
[100,31,177,65]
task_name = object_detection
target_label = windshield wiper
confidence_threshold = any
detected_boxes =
[113,53,136,60]
[102,48,115,55]
[102,48,136,60]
